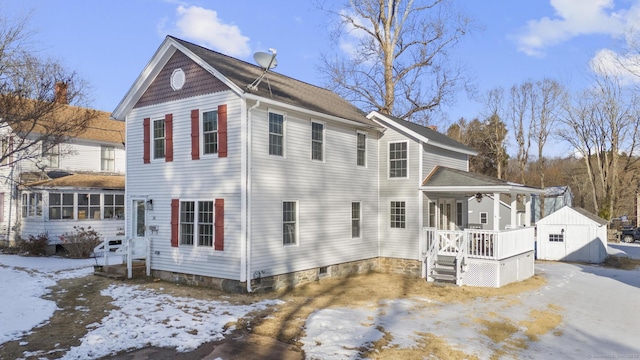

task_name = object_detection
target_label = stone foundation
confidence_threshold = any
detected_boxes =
[151,257,421,293]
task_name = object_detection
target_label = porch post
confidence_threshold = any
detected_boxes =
[493,192,500,230]
[510,193,517,228]
[525,195,532,226]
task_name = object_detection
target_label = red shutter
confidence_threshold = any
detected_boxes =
[165,114,173,162]
[191,109,200,160]
[143,118,150,164]
[214,198,224,251]
[218,104,227,158]
[171,199,179,247]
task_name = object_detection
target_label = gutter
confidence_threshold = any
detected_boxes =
[245,100,260,293]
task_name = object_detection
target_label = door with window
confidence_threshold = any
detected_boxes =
[130,199,147,258]
[439,199,457,230]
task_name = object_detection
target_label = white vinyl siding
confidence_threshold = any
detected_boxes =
[126,91,243,280]
[249,104,379,276]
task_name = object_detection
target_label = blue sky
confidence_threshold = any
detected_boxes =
[4,0,640,139]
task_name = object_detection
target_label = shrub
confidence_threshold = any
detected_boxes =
[19,233,50,256]
[60,226,102,258]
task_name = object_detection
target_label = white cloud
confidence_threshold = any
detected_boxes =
[590,48,640,84]
[514,0,626,56]
[160,5,251,58]
[338,9,373,60]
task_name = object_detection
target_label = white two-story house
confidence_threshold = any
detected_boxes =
[112,36,543,291]
[0,106,126,244]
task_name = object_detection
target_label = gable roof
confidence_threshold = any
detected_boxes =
[537,206,607,226]
[367,111,477,156]
[421,166,545,194]
[112,36,379,129]
[573,207,608,226]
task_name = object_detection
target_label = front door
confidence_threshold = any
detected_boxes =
[439,199,456,230]
[133,199,146,239]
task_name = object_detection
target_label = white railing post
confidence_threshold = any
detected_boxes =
[146,237,151,276]
[127,238,133,279]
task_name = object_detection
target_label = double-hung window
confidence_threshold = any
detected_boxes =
[389,142,407,178]
[180,201,215,247]
[283,201,297,245]
[153,119,166,159]
[101,146,115,171]
[357,132,366,166]
[269,112,284,156]
[352,202,361,238]
[202,110,218,155]
[311,122,324,161]
[41,140,59,168]
[480,212,488,224]
[390,201,406,228]
[49,193,74,220]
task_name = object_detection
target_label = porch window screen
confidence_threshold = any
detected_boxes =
[283,201,297,245]
[49,193,74,220]
[153,119,166,159]
[269,112,284,156]
[390,201,406,228]
[311,122,324,161]
[22,193,42,218]
[198,201,214,246]
[389,142,407,178]
[352,202,361,238]
[357,132,366,166]
[104,194,125,219]
[202,110,218,155]
[77,193,100,220]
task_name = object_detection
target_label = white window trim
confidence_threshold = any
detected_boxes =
[151,117,166,161]
[282,200,299,247]
[356,131,367,168]
[390,200,407,229]
[178,199,217,249]
[268,109,286,158]
[310,120,326,162]
[351,201,362,239]
[480,212,488,224]
[388,140,409,179]
[200,108,219,158]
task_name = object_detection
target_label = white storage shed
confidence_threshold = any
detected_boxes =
[536,206,607,263]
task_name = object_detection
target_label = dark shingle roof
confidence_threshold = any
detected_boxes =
[374,113,476,154]
[422,166,511,187]
[171,36,378,128]
[573,207,608,226]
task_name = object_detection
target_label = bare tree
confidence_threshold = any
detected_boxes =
[506,82,532,185]
[532,78,565,189]
[558,68,640,219]
[319,0,473,123]
[0,12,98,175]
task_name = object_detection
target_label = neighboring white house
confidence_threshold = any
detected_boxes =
[0,107,126,244]
[536,206,607,264]
[111,36,544,291]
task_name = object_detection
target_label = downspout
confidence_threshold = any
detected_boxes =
[245,100,260,293]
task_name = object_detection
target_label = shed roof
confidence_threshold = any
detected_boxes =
[421,166,545,194]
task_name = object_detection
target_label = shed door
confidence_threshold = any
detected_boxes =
[564,226,591,262]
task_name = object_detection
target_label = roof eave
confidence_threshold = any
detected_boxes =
[420,185,546,194]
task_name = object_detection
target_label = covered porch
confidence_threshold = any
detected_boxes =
[419,167,545,287]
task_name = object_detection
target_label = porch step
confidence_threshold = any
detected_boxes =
[435,255,456,266]
[93,261,147,279]
[431,255,458,284]
[431,273,457,282]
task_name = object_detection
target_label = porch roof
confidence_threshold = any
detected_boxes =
[22,173,124,190]
[420,166,544,194]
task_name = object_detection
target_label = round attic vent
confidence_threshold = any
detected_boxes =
[170,68,185,90]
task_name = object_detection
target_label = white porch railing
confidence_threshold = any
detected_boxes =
[423,227,535,261]
[92,237,150,278]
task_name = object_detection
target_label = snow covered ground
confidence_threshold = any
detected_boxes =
[2,243,640,359]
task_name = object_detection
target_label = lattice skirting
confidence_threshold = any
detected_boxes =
[462,251,535,288]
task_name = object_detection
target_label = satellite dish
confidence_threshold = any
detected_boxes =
[254,49,278,70]
[247,48,278,91]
